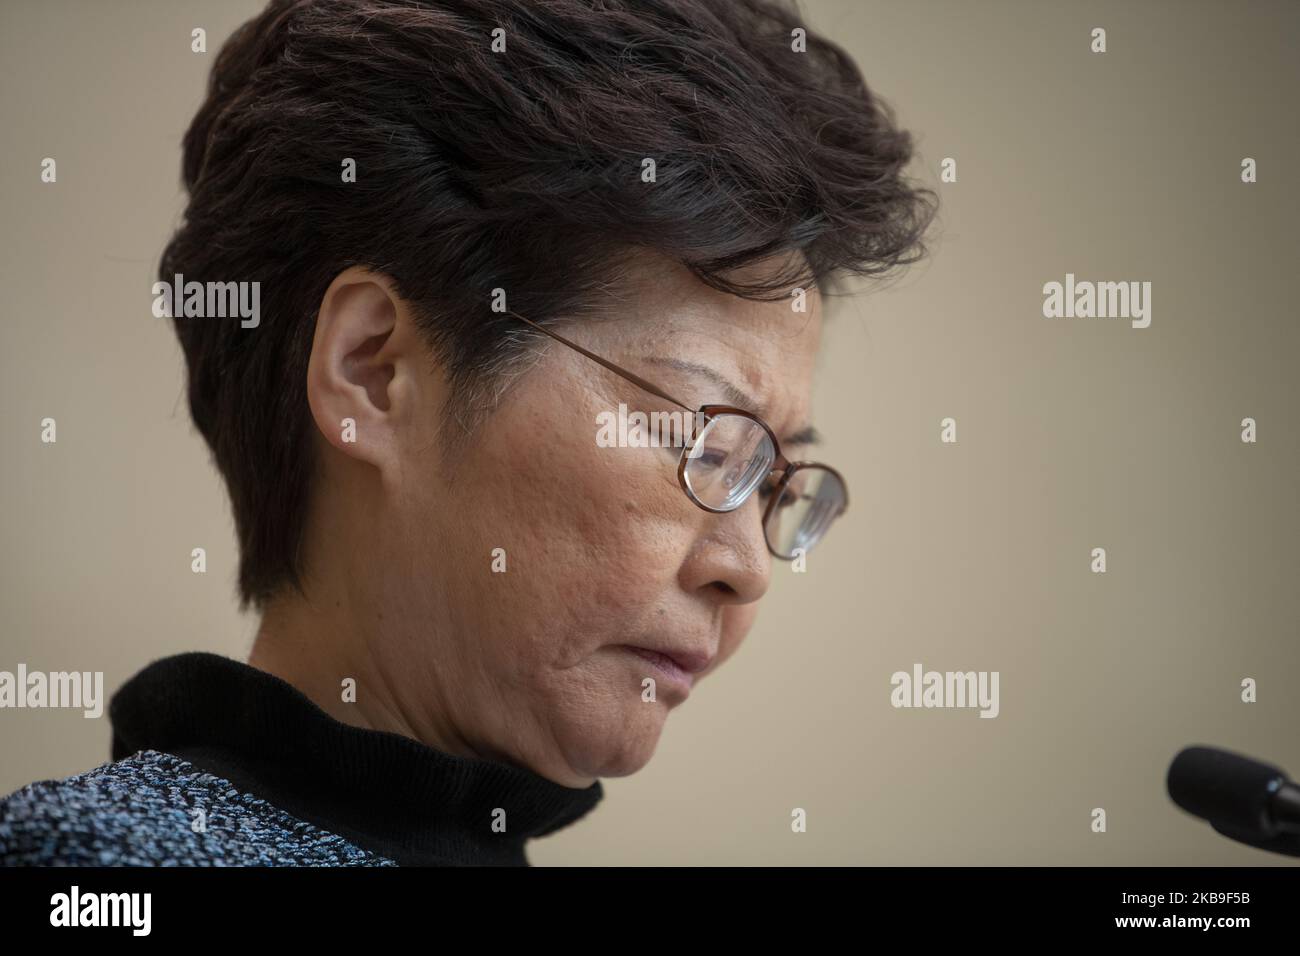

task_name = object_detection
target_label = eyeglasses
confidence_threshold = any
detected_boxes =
[508,311,848,560]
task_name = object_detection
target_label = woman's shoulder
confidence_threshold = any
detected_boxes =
[0,749,397,867]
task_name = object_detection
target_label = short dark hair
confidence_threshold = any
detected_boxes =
[160,0,936,610]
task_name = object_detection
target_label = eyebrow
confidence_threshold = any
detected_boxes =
[642,356,821,448]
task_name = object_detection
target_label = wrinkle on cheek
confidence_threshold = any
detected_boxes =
[471,372,705,662]
[531,512,683,659]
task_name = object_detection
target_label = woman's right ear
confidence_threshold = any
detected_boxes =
[306,267,407,472]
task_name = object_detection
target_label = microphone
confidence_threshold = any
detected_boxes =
[1167,745,1300,857]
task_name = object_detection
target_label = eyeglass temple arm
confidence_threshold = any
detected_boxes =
[507,311,696,413]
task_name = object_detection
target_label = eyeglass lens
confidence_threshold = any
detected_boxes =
[681,413,775,511]
[681,413,845,556]
[763,465,847,558]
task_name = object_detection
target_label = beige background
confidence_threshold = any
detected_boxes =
[1,0,1297,865]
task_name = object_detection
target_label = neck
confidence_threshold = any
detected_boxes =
[246,587,598,790]
[248,592,469,761]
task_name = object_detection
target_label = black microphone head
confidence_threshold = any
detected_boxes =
[1167,745,1288,835]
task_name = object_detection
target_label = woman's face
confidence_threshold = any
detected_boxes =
[361,257,822,786]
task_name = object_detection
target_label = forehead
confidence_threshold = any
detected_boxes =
[599,255,823,424]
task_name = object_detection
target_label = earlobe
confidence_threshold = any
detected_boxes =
[306,267,404,468]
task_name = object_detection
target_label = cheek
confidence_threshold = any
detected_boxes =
[540,447,691,619]
[440,395,699,655]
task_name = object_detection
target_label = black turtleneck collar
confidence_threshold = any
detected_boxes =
[108,651,603,866]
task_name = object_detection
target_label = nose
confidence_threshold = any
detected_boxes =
[676,494,773,605]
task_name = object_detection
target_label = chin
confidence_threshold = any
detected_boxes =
[562,701,671,779]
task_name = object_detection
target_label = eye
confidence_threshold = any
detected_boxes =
[757,475,783,502]
[692,449,728,469]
